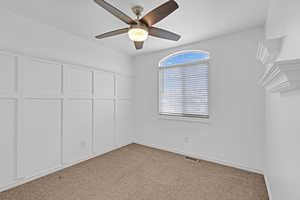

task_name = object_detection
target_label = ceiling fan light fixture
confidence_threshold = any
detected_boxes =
[128,25,149,42]
[94,0,180,50]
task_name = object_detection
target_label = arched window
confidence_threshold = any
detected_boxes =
[159,51,209,118]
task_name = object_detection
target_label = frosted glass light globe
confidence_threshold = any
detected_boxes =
[128,27,149,42]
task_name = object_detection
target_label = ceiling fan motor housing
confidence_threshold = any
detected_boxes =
[130,24,148,32]
[94,0,181,49]
[132,6,144,18]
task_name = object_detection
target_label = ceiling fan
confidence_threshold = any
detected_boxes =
[94,0,181,50]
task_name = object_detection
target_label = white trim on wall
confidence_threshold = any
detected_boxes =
[0,49,134,192]
[135,142,263,174]
[0,49,134,78]
[264,175,273,200]
[260,58,300,93]
[0,151,106,193]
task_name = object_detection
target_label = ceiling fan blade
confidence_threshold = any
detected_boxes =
[95,28,129,39]
[149,27,181,41]
[94,0,136,25]
[140,0,179,26]
[134,41,144,50]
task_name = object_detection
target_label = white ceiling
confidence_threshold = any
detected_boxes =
[1,0,268,55]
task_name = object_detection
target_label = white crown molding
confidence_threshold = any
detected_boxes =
[257,36,300,93]
[257,37,284,66]
[260,58,300,93]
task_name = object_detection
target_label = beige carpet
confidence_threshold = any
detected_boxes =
[0,144,268,200]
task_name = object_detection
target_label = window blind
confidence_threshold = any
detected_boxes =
[159,61,209,118]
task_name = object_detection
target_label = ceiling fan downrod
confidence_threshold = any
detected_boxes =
[132,5,144,20]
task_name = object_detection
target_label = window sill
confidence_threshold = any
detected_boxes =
[157,114,211,124]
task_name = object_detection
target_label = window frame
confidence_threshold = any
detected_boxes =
[158,50,210,122]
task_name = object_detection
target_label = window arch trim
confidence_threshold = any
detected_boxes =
[159,50,210,68]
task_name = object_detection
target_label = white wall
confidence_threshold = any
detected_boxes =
[264,0,300,199]
[0,9,132,75]
[0,51,134,192]
[266,0,300,60]
[0,9,134,192]
[133,28,265,172]
[265,92,300,200]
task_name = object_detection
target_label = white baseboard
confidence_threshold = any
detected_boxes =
[0,155,95,193]
[135,142,263,174]
[0,142,264,193]
[264,174,273,200]
[185,151,263,174]
[0,145,125,193]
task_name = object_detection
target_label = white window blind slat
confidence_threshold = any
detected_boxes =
[159,61,209,118]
